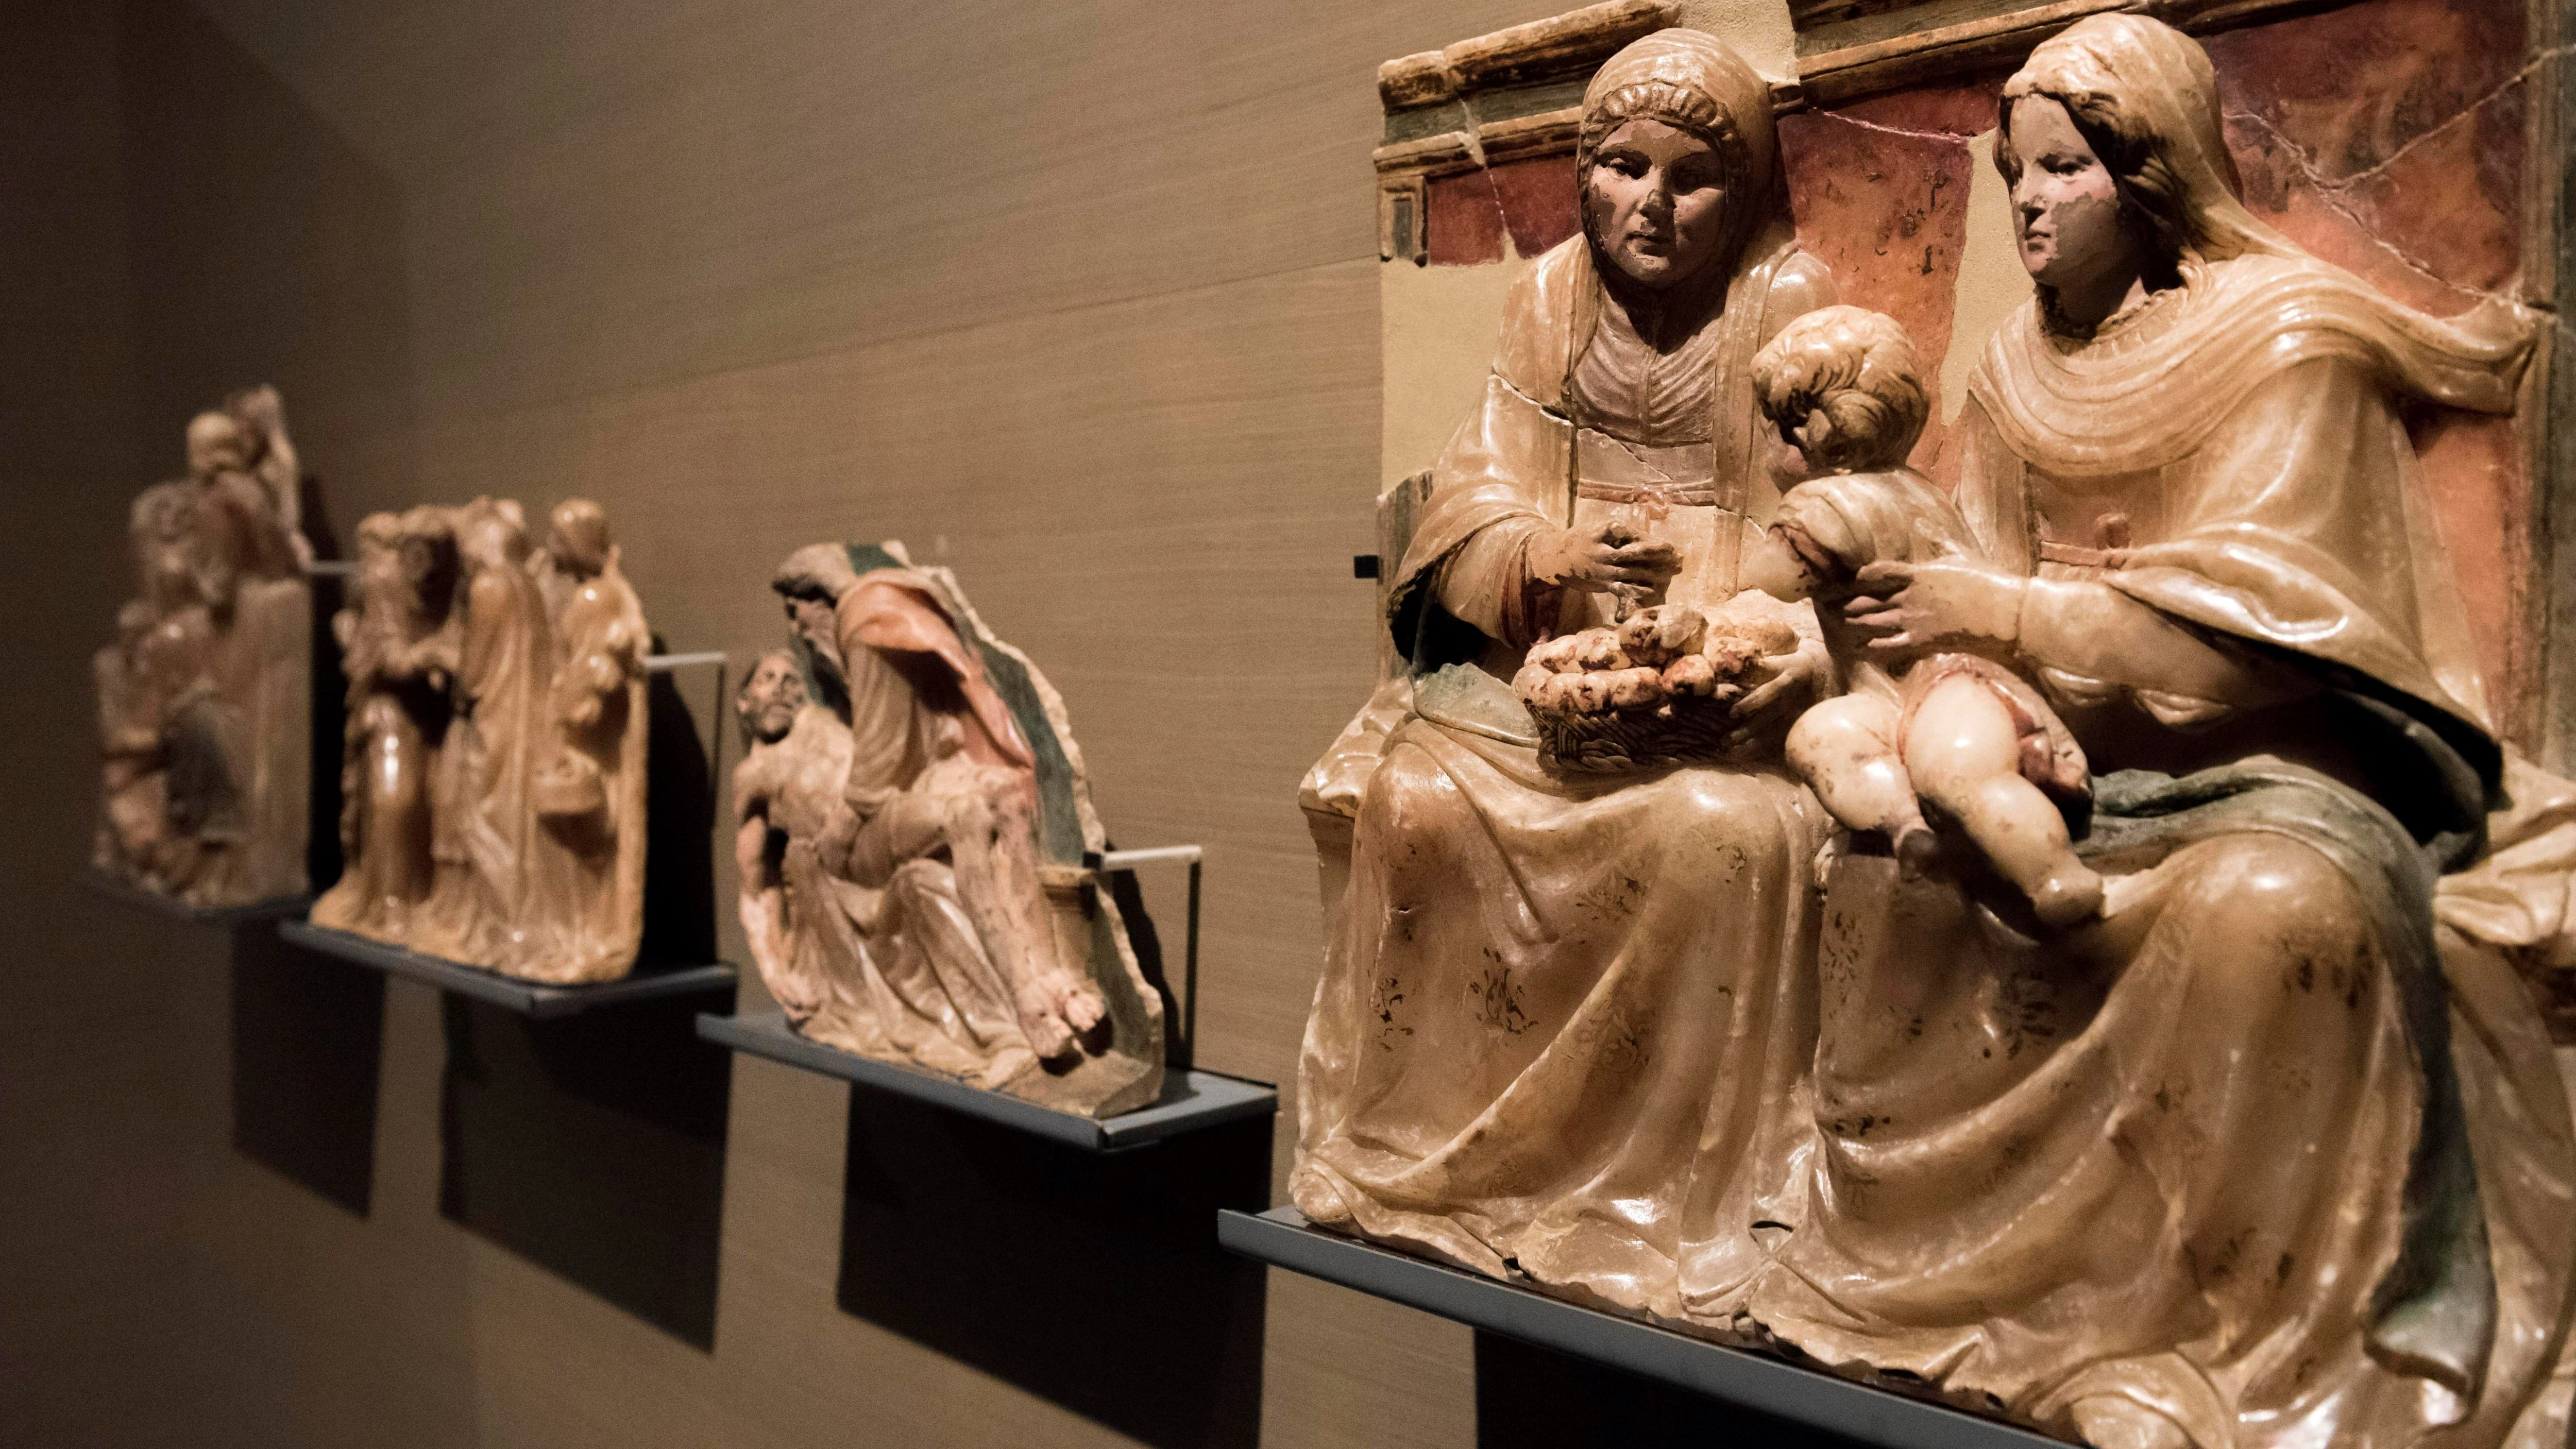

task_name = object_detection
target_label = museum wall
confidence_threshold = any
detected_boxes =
[2,1,1595,1446]
[3,0,2559,1446]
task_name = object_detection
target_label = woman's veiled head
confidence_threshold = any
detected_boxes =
[1578,29,1774,291]
[1997,15,2287,289]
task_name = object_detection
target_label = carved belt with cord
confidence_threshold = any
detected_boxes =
[2037,540,2130,569]
[1576,481,1722,507]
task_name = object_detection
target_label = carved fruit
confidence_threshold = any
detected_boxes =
[1713,619,1799,658]
[1573,629,1629,672]
[1663,653,1718,697]
[1704,635,1769,683]
[1526,635,1581,673]
[1605,667,1668,710]
[1617,605,1707,668]
[1531,673,1582,712]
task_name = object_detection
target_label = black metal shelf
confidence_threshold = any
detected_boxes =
[278,919,735,1017]
[1219,1206,2069,1449]
[696,1010,1276,1154]
[89,871,312,927]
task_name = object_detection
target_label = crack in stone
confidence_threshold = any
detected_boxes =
[2225,107,2509,302]
[2321,44,2568,191]
[1817,110,1981,145]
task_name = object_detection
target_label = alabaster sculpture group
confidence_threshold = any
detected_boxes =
[82,10,2576,1446]
[1297,19,2576,1448]
[733,543,1163,1118]
[94,387,312,908]
[309,497,649,982]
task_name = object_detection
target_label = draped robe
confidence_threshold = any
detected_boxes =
[792,569,1043,1087]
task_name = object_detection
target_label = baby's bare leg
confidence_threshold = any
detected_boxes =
[1786,694,1936,870]
[1902,677,2102,926]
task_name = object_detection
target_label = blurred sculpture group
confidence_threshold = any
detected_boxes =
[310,496,649,982]
[94,386,312,908]
[733,541,1163,1117]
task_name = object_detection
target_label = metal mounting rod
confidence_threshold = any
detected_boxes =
[644,650,726,672]
[1096,845,1205,1072]
[1097,845,1202,869]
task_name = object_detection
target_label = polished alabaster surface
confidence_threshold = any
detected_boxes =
[1296,17,2576,1448]
[735,541,1163,1119]
[310,497,647,983]
[94,385,311,909]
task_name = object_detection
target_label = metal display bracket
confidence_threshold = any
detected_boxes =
[278,919,735,1018]
[1218,1206,2069,1449]
[696,1011,1275,1154]
[88,871,311,928]
[1092,843,1201,1068]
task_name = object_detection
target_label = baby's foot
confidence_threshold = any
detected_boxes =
[2030,861,2105,927]
[1893,823,1940,877]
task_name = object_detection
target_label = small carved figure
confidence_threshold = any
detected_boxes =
[523,500,648,982]
[310,497,647,983]
[739,542,1163,1116]
[732,650,860,1027]
[93,388,312,907]
[312,508,458,940]
[1745,306,2098,923]
[417,498,551,966]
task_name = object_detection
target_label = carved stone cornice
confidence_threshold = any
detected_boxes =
[1373,0,2366,151]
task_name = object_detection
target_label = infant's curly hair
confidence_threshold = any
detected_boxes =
[1751,305,1929,473]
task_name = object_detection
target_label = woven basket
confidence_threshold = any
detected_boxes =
[1533,688,1743,772]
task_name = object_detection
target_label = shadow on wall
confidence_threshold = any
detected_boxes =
[642,644,718,968]
[439,990,735,1349]
[232,920,385,1217]
[1475,1333,1873,1448]
[1103,861,1185,1069]
[838,1097,1272,1449]
[303,478,349,891]
[115,0,421,502]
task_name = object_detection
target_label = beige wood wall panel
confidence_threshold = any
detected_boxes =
[0,1,1631,1447]
[191,0,1560,429]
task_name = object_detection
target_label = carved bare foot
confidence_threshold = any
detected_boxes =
[2031,859,2105,927]
[1015,984,1076,1059]
[2069,1394,2189,1449]
[1055,977,1107,1035]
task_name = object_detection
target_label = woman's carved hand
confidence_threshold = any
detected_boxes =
[1845,560,2026,654]
[1721,633,1828,754]
[1530,520,1682,592]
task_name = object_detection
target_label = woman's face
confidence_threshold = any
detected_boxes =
[2005,95,2132,292]
[1584,118,1731,289]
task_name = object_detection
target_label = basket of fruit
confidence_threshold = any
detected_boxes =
[1513,605,1794,772]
